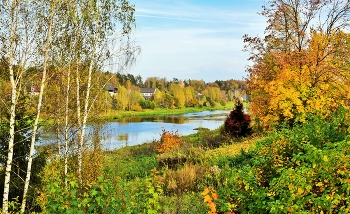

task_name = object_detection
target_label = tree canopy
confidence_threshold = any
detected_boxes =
[245,0,350,128]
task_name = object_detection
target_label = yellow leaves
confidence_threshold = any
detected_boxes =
[204,195,211,203]
[288,184,294,191]
[323,155,329,162]
[267,191,276,197]
[316,182,324,187]
[248,30,350,129]
[297,187,304,196]
[202,186,218,214]
[154,129,182,153]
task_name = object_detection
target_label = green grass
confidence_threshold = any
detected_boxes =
[98,102,236,120]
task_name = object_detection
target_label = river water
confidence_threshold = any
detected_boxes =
[40,110,230,150]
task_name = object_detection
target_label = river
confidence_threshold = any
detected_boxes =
[40,110,230,150]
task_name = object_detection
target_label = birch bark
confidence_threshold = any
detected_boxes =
[20,1,56,212]
[2,0,20,212]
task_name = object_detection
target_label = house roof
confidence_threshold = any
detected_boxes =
[105,85,117,91]
[140,88,156,93]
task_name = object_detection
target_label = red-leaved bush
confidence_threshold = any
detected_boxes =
[223,99,251,137]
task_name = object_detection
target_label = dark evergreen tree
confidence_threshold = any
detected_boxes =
[223,98,251,137]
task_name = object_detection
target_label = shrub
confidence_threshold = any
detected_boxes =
[131,103,143,111]
[198,127,232,149]
[219,99,227,107]
[163,163,205,195]
[210,106,350,213]
[223,98,251,138]
[187,98,200,107]
[154,129,183,153]
[38,169,164,213]
[139,100,156,109]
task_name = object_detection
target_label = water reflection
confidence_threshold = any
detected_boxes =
[117,116,185,124]
[39,110,230,150]
[102,110,229,150]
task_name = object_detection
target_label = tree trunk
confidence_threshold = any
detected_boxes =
[77,0,100,186]
[78,55,95,186]
[20,1,55,212]
[76,61,83,185]
[3,0,18,212]
[3,65,17,214]
[64,64,71,187]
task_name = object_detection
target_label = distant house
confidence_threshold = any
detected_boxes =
[105,85,118,96]
[30,85,39,96]
[140,88,156,99]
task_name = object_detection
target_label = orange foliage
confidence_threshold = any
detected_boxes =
[154,129,182,153]
[245,1,350,129]
[202,186,219,214]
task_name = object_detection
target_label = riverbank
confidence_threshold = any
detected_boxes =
[34,101,350,213]
[98,102,249,120]
[97,101,238,120]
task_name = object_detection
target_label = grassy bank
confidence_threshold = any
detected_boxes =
[98,101,237,120]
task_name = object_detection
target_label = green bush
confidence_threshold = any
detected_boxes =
[139,100,156,109]
[219,100,227,107]
[210,106,350,213]
[114,156,158,180]
[39,169,163,213]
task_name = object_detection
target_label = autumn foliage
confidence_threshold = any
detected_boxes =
[245,0,350,129]
[223,99,251,138]
[154,129,183,153]
[202,186,219,214]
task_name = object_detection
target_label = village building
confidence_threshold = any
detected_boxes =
[140,88,156,99]
[105,85,118,96]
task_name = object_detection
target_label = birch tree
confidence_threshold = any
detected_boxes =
[69,0,137,186]
[21,0,59,212]
[0,0,37,212]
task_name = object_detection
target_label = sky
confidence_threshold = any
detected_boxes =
[127,0,266,83]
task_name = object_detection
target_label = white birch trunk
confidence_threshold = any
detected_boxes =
[77,0,100,186]
[3,62,16,214]
[75,61,83,184]
[64,63,71,187]
[78,50,97,186]
[2,0,18,212]
[20,1,55,212]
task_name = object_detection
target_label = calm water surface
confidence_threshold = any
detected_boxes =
[102,110,229,149]
[40,110,230,150]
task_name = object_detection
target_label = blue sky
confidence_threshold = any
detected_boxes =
[128,0,266,82]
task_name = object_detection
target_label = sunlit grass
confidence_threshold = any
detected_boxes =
[99,101,236,120]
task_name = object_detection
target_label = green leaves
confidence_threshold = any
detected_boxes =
[211,106,350,213]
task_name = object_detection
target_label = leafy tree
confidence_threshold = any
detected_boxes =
[115,85,128,110]
[184,86,195,107]
[245,0,350,129]
[170,83,185,108]
[153,89,165,107]
[164,93,174,109]
[189,80,206,93]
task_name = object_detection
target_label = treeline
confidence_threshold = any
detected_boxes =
[106,72,248,111]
